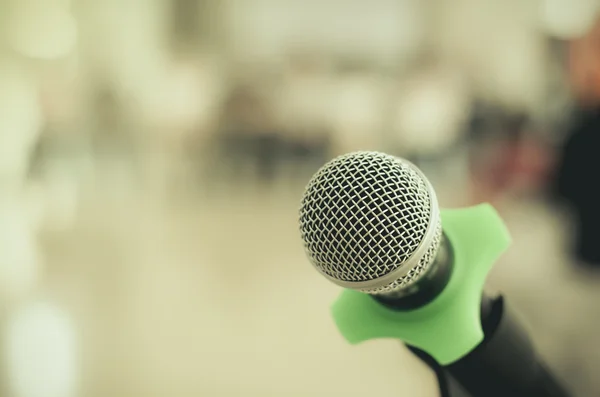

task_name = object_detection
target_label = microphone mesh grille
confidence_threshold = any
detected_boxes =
[299,151,441,292]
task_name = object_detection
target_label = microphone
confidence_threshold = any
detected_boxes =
[299,151,451,308]
[298,151,571,397]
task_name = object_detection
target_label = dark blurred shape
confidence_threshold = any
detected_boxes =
[554,18,600,266]
[467,103,553,204]
[205,53,332,189]
[279,50,332,180]
[555,107,600,265]
[170,0,202,43]
[209,82,282,185]
[169,0,221,52]
[91,85,136,159]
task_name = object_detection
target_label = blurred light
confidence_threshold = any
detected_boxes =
[4,0,77,59]
[0,199,41,301]
[226,0,424,64]
[0,60,42,182]
[540,0,600,38]
[78,1,168,102]
[482,31,547,111]
[329,74,386,150]
[38,173,80,232]
[5,301,78,397]
[147,60,223,133]
[434,0,547,110]
[394,72,470,154]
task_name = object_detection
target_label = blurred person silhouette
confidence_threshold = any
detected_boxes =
[276,50,332,180]
[144,54,224,198]
[91,86,130,156]
[468,109,553,205]
[554,17,600,267]
[212,81,282,187]
[27,68,91,231]
[88,84,141,194]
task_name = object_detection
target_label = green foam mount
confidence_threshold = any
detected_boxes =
[330,203,511,365]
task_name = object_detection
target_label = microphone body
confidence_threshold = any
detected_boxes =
[298,152,571,397]
[329,205,506,365]
[442,295,569,397]
[408,294,569,397]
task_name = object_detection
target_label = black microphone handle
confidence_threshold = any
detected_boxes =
[407,294,572,397]
[408,346,474,397]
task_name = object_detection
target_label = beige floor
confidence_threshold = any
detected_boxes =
[6,174,600,397]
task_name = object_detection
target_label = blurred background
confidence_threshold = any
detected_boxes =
[1,0,600,396]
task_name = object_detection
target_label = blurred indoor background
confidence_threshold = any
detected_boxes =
[1,0,600,396]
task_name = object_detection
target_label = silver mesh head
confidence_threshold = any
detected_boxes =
[299,151,442,294]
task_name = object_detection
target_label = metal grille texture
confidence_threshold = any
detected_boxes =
[299,151,441,293]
